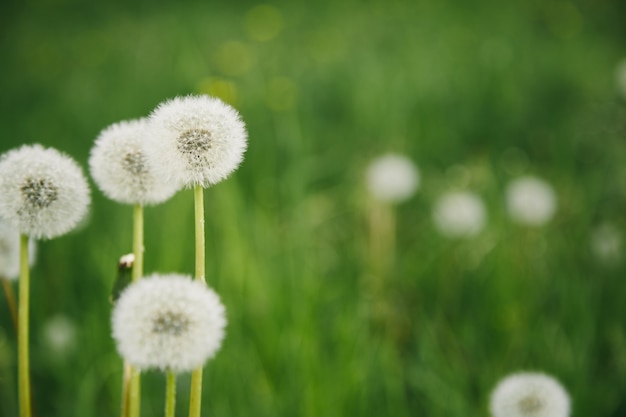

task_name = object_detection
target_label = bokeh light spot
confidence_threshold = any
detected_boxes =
[245,5,284,42]
[215,41,256,76]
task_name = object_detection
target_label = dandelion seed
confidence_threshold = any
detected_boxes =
[590,223,622,264]
[366,154,419,204]
[0,145,90,239]
[146,95,248,189]
[432,191,486,238]
[112,274,226,373]
[506,176,556,227]
[490,372,571,417]
[0,220,36,280]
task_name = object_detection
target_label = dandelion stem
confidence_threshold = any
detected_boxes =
[189,185,205,417]
[18,234,31,417]
[165,372,177,417]
[1,276,18,333]
[128,204,144,417]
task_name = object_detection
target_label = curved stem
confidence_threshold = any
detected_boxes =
[189,185,205,417]
[18,234,31,417]
[165,372,177,417]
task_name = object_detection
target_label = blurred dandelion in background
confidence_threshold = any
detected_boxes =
[489,372,571,417]
[365,154,419,204]
[615,58,626,100]
[506,176,557,227]
[432,191,486,238]
[590,223,622,265]
[0,221,36,281]
[41,315,76,359]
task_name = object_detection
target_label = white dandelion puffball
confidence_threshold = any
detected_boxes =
[365,154,419,203]
[89,118,179,205]
[112,273,227,373]
[0,145,90,239]
[506,176,557,227]
[146,95,248,188]
[490,372,571,417]
[590,223,622,263]
[0,219,36,280]
[432,191,486,238]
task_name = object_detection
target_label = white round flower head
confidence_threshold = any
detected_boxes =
[506,176,557,227]
[590,223,622,264]
[490,372,571,417]
[432,191,486,238]
[146,95,248,188]
[0,219,36,280]
[112,273,227,373]
[89,118,179,205]
[365,154,419,203]
[0,145,90,239]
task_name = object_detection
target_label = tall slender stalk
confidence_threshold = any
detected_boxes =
[165,372,177,417]
[122,204,144,417]
[129,204,144,417]
[18,234,31,417]
[189,185,205,417]
[1,277,18,333]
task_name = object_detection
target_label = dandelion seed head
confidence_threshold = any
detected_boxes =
[490,372,571,417]
[0,145,90,239]
[89,119,179,205]
[112,273,227,373]
[615,58,626,100]
[146,95,248,188]
[590,223,622,264]
[506,176,557,227]
[433,191,486,238]
[366,154,419,203]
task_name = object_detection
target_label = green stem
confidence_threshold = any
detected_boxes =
[165,372,177,417]
[189,185,205,417]
[18,234,31,417]
[125,204,144,417]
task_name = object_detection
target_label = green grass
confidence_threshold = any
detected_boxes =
[1,0,626,416]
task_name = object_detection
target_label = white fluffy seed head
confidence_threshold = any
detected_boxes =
[0,145,91,239]
[146,95,248,189]
[506,176,557,227]
[0,219,36,280]
[112,273,227,373]
[365,154,419,203]
[433,191,486,238]
[89,119,180,205]
[490,372,571,417]
[42,314,76,357]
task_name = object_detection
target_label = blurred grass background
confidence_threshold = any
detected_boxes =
[1,0,626,415]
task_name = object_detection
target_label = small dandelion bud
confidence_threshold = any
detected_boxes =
[432,191,486,238]
[0,145,90,239]
[0,220,36,280]
[112,273,227,373]
[490,372,571,417]
[145,95,248,189]
[506,176,557,227]
[365,154,420,203]
[89,119,179,205]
